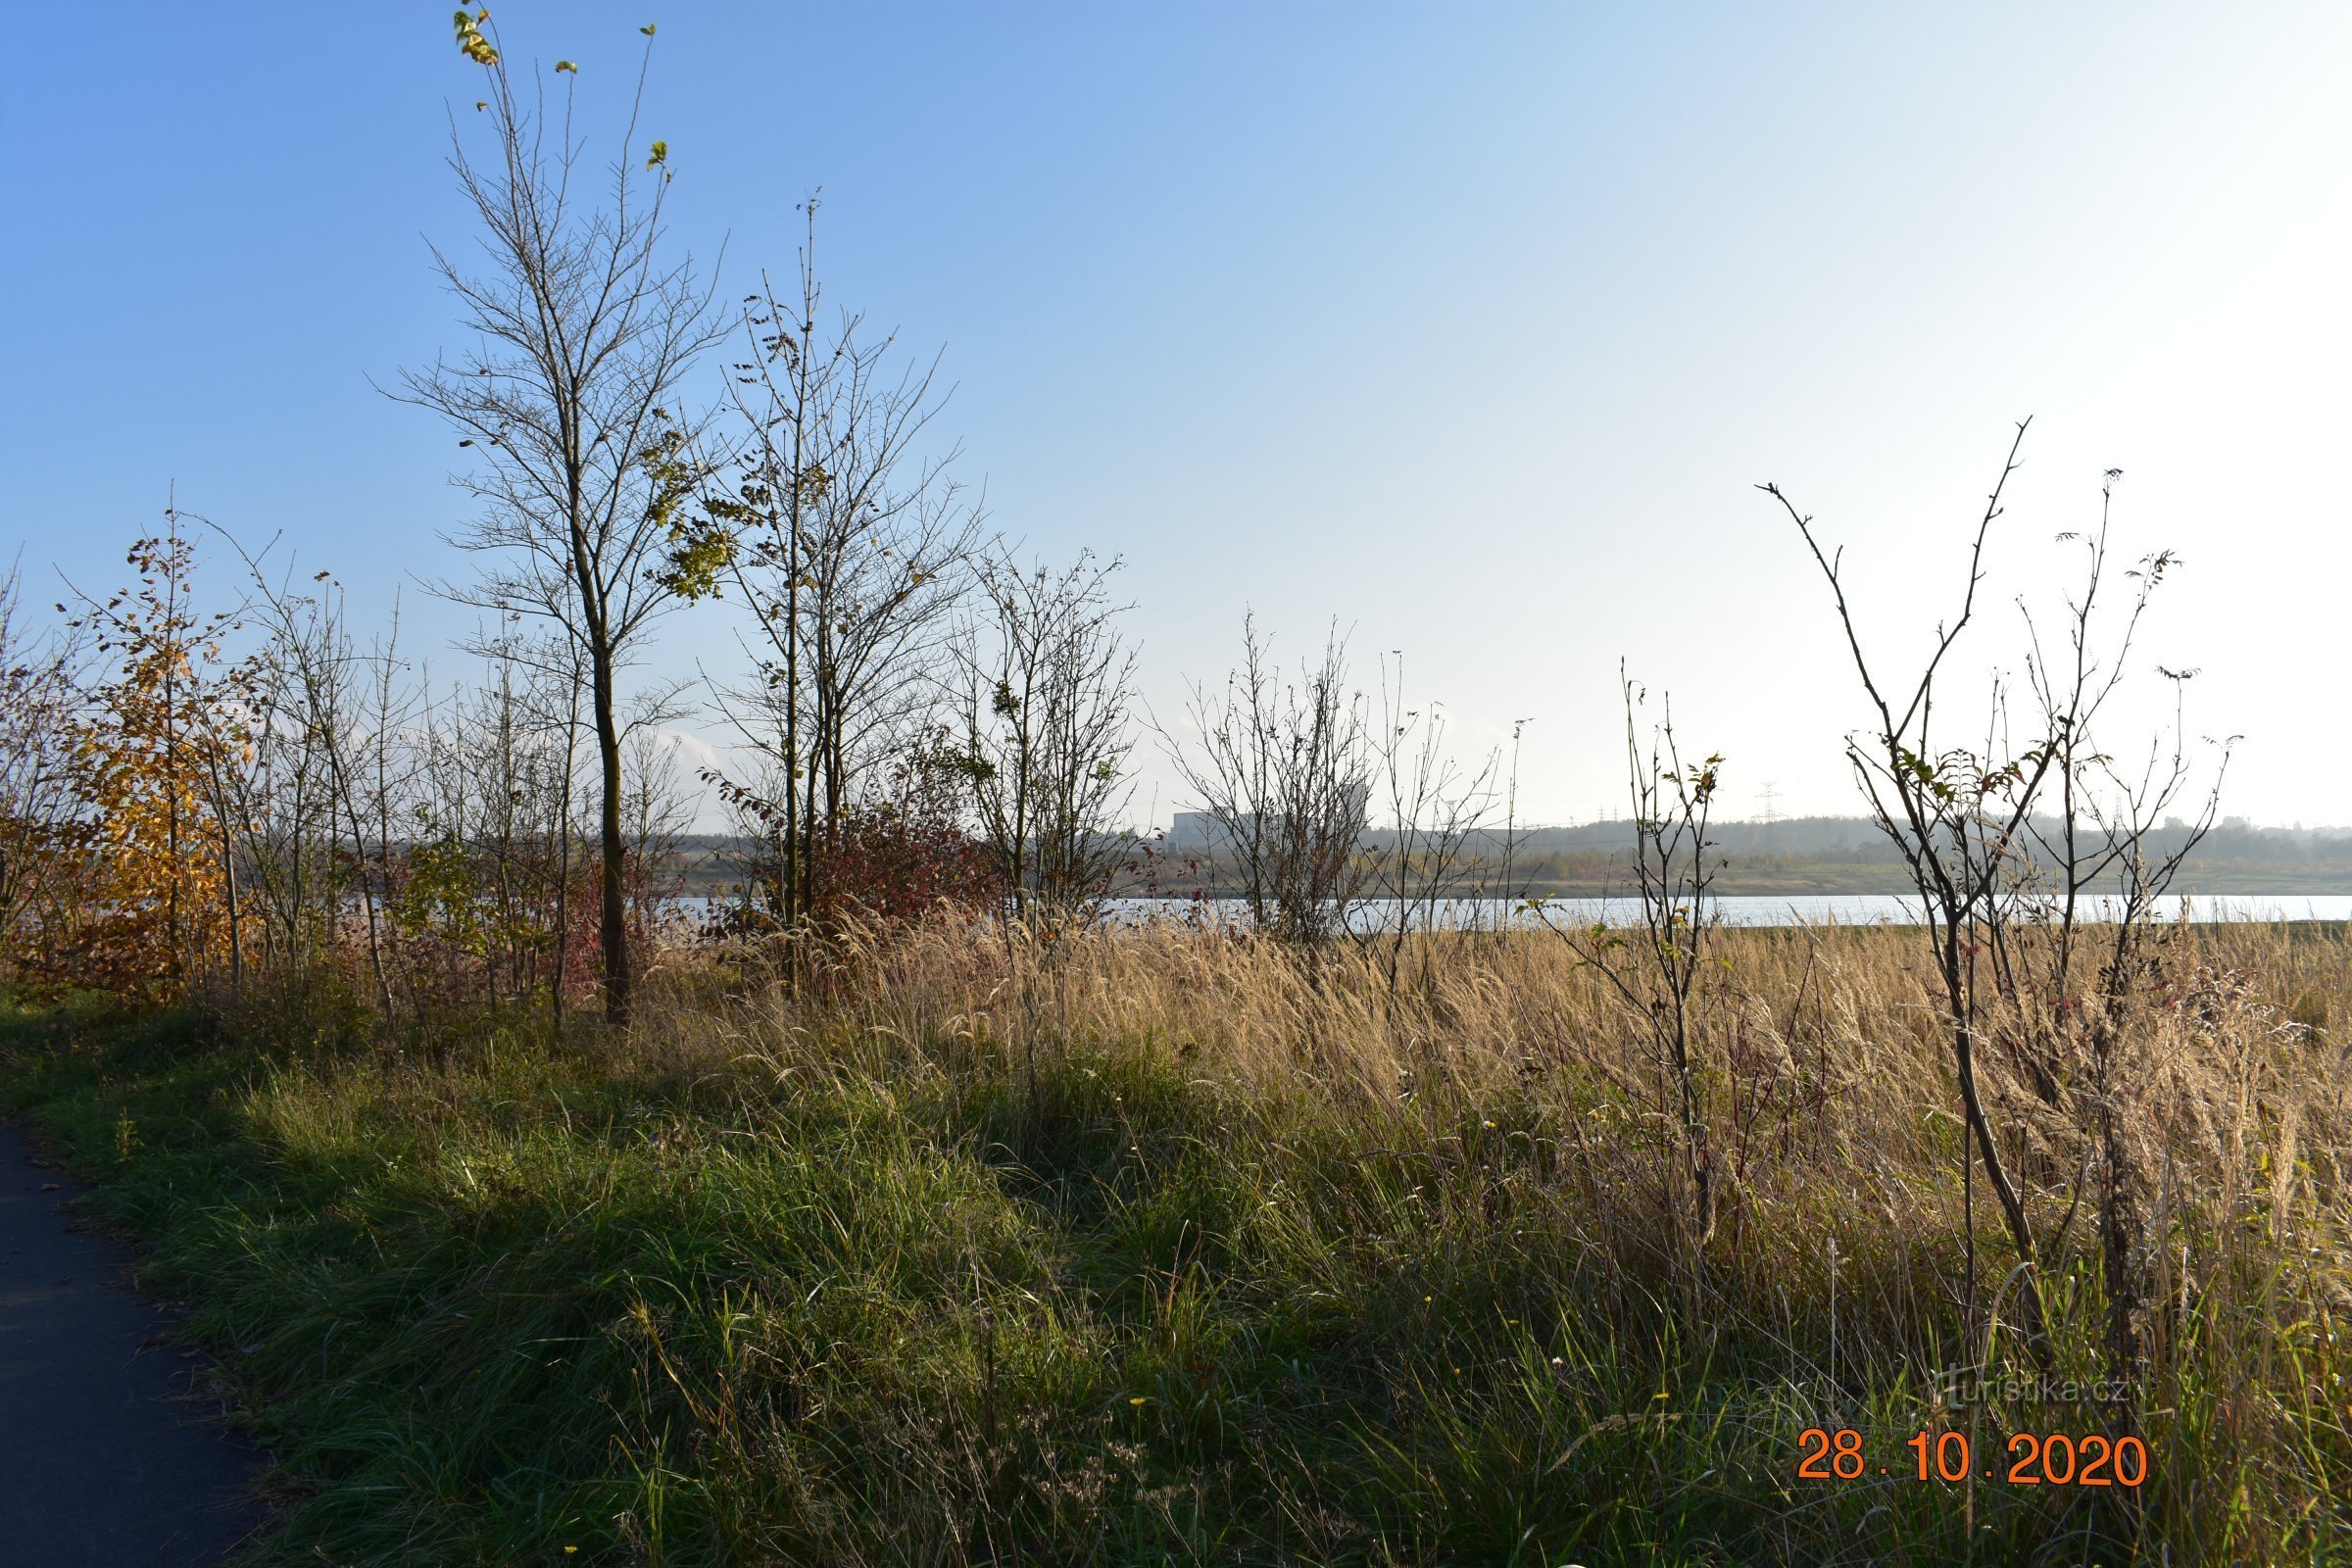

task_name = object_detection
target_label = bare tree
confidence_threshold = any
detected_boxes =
[704,201,982,931]
[1368,651,1499,995]
[620,702,696,952]
[947,548,1138,921]
[0,562,88,982]
[348,612,426,1022]
[229,573,421,1022]
[2006,474,2226,1052]
[397,15,723,1025]
[1166,616,1375,951]
[402,628,595,1009]
[1768,423,2060,1353]
[1996,472,2230,1400]
[1537,669,1725,1253]
[209,539,356,992]
[1766,421,2224,1374]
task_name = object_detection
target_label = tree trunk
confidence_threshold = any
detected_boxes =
[220,810,243,1000]
[1944,934,2048,1359]
[593,648,632,1027]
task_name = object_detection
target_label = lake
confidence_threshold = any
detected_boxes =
[1098,894,2352,931]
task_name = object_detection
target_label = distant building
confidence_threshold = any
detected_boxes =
[1167,783,1374,852]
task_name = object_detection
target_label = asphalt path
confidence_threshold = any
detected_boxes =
[0,1119,265,1564]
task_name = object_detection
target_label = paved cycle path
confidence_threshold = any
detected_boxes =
[0,1119,266,1564]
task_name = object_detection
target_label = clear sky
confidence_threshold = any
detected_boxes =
[6,3,2347,828]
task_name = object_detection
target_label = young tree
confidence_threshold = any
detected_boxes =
[400,628,589,1008]
[1537,670,1725,1253]
[0,563,89,986]
[1769,426,2062,1356]
[62,512,249,997]
[1766,422,2221,1374]
[1166,616,1375,950]
[619,700,696,951]
[229,550,422,1020]
[400,12,724,1025]
[1368,651,1499,993]
[209,541,353,991]
[2000,472,2228,1396]
[704,202,982,931]
[947,548,1138,920]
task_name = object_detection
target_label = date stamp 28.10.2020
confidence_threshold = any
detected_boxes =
[1796,1427,2149,1487]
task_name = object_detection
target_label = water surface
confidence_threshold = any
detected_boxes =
[1099,894,2352,931]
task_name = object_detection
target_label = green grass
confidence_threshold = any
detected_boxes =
[0,984,2338,1566]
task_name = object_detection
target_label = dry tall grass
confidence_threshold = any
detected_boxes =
[615,912,2351,1561]
[673,914,2349,1243]
[20,912,2346,1563]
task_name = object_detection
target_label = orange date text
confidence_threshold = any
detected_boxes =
[1794,1428,2147,1487]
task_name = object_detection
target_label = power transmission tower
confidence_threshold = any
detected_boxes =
[1758,780,1783,826]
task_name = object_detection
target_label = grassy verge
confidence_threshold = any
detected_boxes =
[3,920,2346,1565]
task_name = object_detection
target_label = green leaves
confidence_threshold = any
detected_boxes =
[659,524,734,602]
[645,139,668,171]
[638,412,733,602]
[452,8,499,66]
[1894,745,1957,805]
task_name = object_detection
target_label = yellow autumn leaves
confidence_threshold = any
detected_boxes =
[451,17,670,177]
[452,9,497,67]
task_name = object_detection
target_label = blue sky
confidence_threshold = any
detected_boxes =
[6,3,2348,827]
